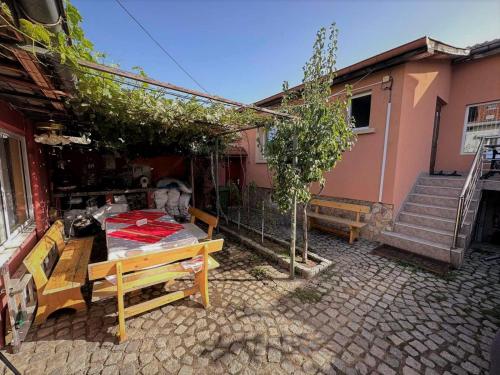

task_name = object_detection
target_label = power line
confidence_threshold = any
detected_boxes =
[114,0,210,94]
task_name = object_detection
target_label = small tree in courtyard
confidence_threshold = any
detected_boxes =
[264,23,355,277]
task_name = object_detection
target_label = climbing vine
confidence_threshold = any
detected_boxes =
[0,0,270,155]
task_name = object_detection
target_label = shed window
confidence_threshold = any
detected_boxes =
[256,127,276,163]
[350,92,372,128]
[0,132,32,245]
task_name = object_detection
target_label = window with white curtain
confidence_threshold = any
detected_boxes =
[0,131,32,245]
[255,127,276,163]
[461,101,500,154]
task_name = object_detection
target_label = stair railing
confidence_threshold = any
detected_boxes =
[452,137,485,248]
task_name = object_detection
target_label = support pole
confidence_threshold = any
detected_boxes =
[215,138,220,222]
[261,200,265,244]
[303,203,308,263]
[237,207,241,231]
[190,157,195,208]
[290,134,298,279]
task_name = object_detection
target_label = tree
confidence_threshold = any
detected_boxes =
[264,23,355,276]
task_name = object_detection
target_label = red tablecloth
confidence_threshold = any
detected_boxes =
[107,210,183,244]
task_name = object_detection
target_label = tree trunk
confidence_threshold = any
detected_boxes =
[302,204,308,263]
[290,134,298,279]
[290,194,297,279]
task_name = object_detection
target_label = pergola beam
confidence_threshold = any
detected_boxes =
[78,60,292,120]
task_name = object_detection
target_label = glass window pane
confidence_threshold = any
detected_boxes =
[351,95,371,128]
[0,136,28,234]
[0,178,6,244]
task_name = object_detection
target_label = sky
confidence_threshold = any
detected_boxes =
[73,0,500,104]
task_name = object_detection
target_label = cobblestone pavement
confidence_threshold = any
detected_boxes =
[1,230,499,375]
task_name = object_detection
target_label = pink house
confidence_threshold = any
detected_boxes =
[241,37,500,267]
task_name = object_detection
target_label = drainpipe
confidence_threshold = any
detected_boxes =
[378,76,393,202]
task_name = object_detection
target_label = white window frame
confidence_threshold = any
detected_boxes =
[349,91,372,130]
[255,127,275,164]
[0,128,34,247]
[460,100,500,155]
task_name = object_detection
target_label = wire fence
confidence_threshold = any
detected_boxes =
[216,183,307,244]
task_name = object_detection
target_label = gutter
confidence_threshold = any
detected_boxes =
[255,36,430,107]
[255,36,471,108]
[453,39,500,64]
[13,0,76,96]
[14,0,64,34]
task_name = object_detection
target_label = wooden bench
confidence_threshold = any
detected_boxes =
[188,207,218,240]
[88,239,224,342]
[307,199,370,244]
[23,220,94,324]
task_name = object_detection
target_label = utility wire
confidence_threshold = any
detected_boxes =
[114,0,210,94]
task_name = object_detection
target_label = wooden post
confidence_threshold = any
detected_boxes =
[290,134,298,279]
[215,139,220,222]
[261,200,265,244]
[237,207,241,231]
[303,204,308,263]
[190,157,195,208]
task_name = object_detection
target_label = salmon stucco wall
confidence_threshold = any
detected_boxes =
[390,60,452,214]
[242,67,407,204]
[435,54,500,173]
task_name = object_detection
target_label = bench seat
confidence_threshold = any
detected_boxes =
[307,211,366,229]
[23,221,94,324]
[88,239,224,342]
[91,255,219,301]
[307,199,370,244]
[44,237,94,295]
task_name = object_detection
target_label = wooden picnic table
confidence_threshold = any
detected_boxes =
[90,208,223,342]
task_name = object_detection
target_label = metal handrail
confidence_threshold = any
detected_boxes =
[452,137,485,248]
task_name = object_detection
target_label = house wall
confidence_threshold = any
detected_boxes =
[390,60,452,214]
[0,100,50,347]
[240,68,411,238]
[435,54,500,172]
[243,67,407,202]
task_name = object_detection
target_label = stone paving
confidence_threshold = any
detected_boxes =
[1,229,499,375]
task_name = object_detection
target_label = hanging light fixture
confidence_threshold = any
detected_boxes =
[35,119,91,146]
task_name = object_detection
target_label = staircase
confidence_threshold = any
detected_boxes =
[381,174,480,267]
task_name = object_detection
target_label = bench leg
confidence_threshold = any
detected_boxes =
[116,262,127,343]
[35,288,87,325]
[195,270,209,308]
[349,227,360,245]
[196,245,210,308]
[349,227,355,244]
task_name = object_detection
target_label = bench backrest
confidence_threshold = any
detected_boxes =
[188,207,218,240]
[310,199,370,221]
[23,220,66,291]
[88,238,224,280]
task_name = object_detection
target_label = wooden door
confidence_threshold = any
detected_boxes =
[429,98,445,175]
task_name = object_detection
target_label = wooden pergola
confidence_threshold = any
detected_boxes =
[0,5,301,277]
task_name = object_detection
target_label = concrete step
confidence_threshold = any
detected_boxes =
[398,211,471,233]
[393,222,466,248]
[414,185,462,197]
[380,230,462,264]
[403,202,466,220]
[418,175,466,188]
[407,193,460,208]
